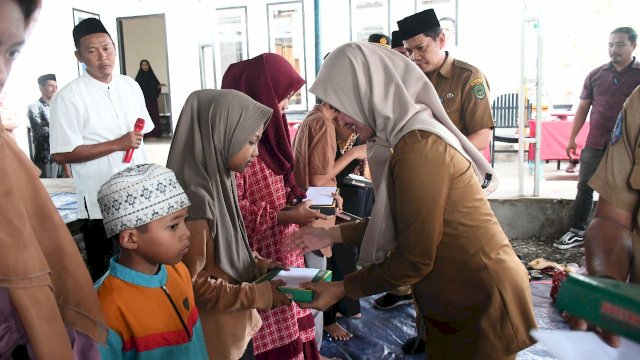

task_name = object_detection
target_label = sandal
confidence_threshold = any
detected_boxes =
[529,269,544,279]
[528,258,561,270]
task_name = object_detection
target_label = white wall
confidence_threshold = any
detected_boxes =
[457,0,522,99]
[215,0,318,111]
[4,0,640,155]
[315,0,521,102]
[3,0,207,155]
[3,0,83,151]
[104,0,210,126]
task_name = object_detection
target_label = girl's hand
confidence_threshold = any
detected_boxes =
[332,192,343,212]
[283,226,337,254]
[267,260,290,271]
[278,200,330,226]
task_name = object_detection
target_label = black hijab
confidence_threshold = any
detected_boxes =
[135,59,161,100]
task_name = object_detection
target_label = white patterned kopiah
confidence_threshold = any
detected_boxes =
[97,164,191,238]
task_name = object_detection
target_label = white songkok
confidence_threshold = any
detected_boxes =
[98,164,191,237]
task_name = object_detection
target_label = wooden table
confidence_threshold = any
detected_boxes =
[41,178,76,192]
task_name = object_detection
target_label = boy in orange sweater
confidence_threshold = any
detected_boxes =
[95,164,208,359]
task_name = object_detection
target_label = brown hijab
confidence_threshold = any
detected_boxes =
[0,126,107,358]
[310,42,498,265]
[167,89,273,282]
[221,53,306,203]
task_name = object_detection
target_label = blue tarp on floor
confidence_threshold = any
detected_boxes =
[319,281,564,359]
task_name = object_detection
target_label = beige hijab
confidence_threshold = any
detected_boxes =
[310,42,498,265]
[0,126,107,358]
[167,89,272,282]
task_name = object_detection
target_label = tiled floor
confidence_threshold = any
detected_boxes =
[489,158,592,200]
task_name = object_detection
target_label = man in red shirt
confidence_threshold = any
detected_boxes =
[555,27,640,250]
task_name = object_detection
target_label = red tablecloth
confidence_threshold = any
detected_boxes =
[528,118,589,161]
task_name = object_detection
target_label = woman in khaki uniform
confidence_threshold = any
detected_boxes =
[286,42,537,359]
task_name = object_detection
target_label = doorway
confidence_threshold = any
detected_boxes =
[116,14,173,138]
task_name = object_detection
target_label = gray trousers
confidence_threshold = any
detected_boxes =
[304,251,327,349]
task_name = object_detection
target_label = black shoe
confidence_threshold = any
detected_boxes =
[373,293,412,310]
[401,336,426,355]
[554,229,585,249]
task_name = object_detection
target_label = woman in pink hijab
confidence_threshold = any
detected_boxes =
[222,54,326,360]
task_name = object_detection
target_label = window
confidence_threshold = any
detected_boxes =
[267,1,308,111]
[199,45,215,89]
[73,9,100,76]
[415,0,457,22]
[216,6,249,88]
[350,0,389,42]
[415,0,458,46]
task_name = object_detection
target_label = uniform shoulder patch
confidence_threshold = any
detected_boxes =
[611,111,623,145]
[470,78,484,87]
[470,78,486,100]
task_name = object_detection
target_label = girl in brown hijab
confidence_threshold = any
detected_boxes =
[1,1,107,358]
[167,89,292,360]
[222,54,324,359]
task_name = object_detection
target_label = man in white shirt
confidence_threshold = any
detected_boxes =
[50,18,153,280]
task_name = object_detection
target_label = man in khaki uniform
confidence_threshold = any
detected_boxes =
[398,8,494,150]
[576,85,640,347]
[391,30,408,58]
[374,8,496,354]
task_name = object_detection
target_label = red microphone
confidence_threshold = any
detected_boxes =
[123,118,145,163]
